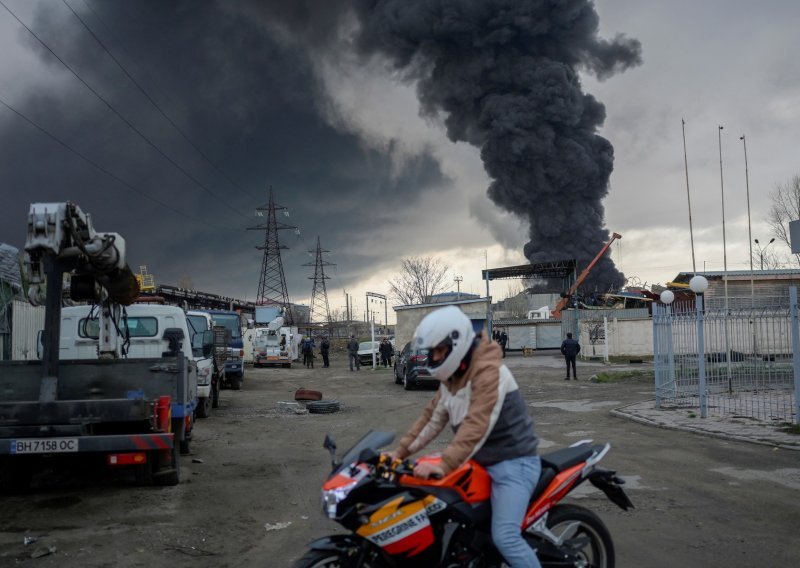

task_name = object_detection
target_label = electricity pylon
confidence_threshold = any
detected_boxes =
[247,187,296,323]
[303,236,335,324]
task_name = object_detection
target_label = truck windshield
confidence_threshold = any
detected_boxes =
[186,315,208,338]
[211,314,242,340]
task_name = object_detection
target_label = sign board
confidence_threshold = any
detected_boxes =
[790,220,800,254]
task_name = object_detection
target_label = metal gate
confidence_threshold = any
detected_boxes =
[653,289,799,424]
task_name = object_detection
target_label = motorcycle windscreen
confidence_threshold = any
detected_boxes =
[356,494,444,557]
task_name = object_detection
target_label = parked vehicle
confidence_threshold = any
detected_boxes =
[252,316,299,368]
[0,202,192,489]
[357,341,381,366]
[296,431,633,567]
[201,309,245,390]
[186,310,225,416]
[393,341,435,390]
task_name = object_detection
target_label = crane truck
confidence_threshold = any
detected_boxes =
[0,202,195,489]
[252,315,299,368]
[551,232,622,318]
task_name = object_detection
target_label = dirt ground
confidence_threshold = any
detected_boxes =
[2,352,799,567]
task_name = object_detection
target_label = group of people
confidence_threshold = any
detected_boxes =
[492,328,508,357]
[300,335,330,368]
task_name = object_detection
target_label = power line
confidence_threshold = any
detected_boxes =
[64,0,263,202]
[0,0,249,221]
[0,94,213,228]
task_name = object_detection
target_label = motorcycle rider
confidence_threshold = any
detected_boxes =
[390,306,541,567]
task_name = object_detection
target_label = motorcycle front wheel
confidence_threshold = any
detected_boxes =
[538,503,615,568]
[292,548,384,568]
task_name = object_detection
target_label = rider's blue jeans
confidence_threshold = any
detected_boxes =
[486,455,542,568]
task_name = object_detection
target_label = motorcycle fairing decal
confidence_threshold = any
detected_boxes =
[322,463,369,491]
[356,495,436,556]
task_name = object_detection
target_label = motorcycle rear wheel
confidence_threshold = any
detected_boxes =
[293,549,383,568]
[540,503,615,568]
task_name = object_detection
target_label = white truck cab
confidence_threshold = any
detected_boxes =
[59,304,201,414]
[185,310,220,417]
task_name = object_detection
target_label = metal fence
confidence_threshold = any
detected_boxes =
[653,290,799,425]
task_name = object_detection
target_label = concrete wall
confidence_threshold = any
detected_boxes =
[579,317,653,357]
[394,300,489,351]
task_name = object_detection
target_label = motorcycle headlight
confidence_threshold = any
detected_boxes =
[321,481,357,519]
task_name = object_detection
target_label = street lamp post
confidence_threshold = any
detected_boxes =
[690,275,709,418]
[741,134,754,308]
[754,238,776,270]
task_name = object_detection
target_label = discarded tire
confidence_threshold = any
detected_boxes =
[306,400,340,414]
[295,388,322,402]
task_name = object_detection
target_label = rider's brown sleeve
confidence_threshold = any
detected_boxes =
[395,389,443,459]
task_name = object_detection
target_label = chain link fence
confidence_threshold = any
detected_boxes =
[653,291,798,425]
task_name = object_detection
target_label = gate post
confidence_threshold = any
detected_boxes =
[790,287,800,425]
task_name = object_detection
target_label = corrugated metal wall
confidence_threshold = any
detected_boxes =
[11,300,44,360]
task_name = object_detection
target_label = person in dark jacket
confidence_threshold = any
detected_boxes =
[346,335,360,371]
[379,338,392,367]
[320,336,330,368]
[560,332,580,380]
[302,336,315,368]
[499,330,508,358]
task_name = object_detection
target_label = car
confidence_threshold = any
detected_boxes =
[357,341,381,366]
[393,341,436,390]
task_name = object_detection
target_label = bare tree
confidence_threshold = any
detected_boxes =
[767,174,800,266]
[502,282,530,318]
[388,256,450,305]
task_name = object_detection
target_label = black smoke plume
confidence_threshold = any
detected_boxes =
[351,0,642,290]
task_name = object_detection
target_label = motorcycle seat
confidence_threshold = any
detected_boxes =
[540,443,601,473]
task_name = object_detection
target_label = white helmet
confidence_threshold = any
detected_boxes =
[413,306,476,381]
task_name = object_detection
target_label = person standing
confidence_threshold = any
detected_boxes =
[347,335,360,371]
[379,338,391,368]
[499,329,508,358]
[320,336,330,368]
[560,332,581,380]
[302,336,315,368]
[389,306,541,568]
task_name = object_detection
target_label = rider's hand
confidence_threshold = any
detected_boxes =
[413,462,445,480]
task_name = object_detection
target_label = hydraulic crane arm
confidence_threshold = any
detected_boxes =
[552,232,622,318]
[24,202,139,307]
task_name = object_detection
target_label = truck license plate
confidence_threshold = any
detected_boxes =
[11,438,79,454]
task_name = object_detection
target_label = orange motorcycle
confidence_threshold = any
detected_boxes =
[295,431,633,567]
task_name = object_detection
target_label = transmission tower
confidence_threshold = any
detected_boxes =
[247,187,296,323]
[303,236,335,324]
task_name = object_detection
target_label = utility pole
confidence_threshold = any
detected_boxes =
[247,187,296,323]
[454,275,463,301]
[303,236,335,326]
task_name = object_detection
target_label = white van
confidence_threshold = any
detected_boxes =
[59,304,201,414]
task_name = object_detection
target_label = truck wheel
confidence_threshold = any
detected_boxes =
[231,374,243,391]
[154,446,180,486]
[196,396,212,419]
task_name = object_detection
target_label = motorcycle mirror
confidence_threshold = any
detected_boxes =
[323,434,339,468]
